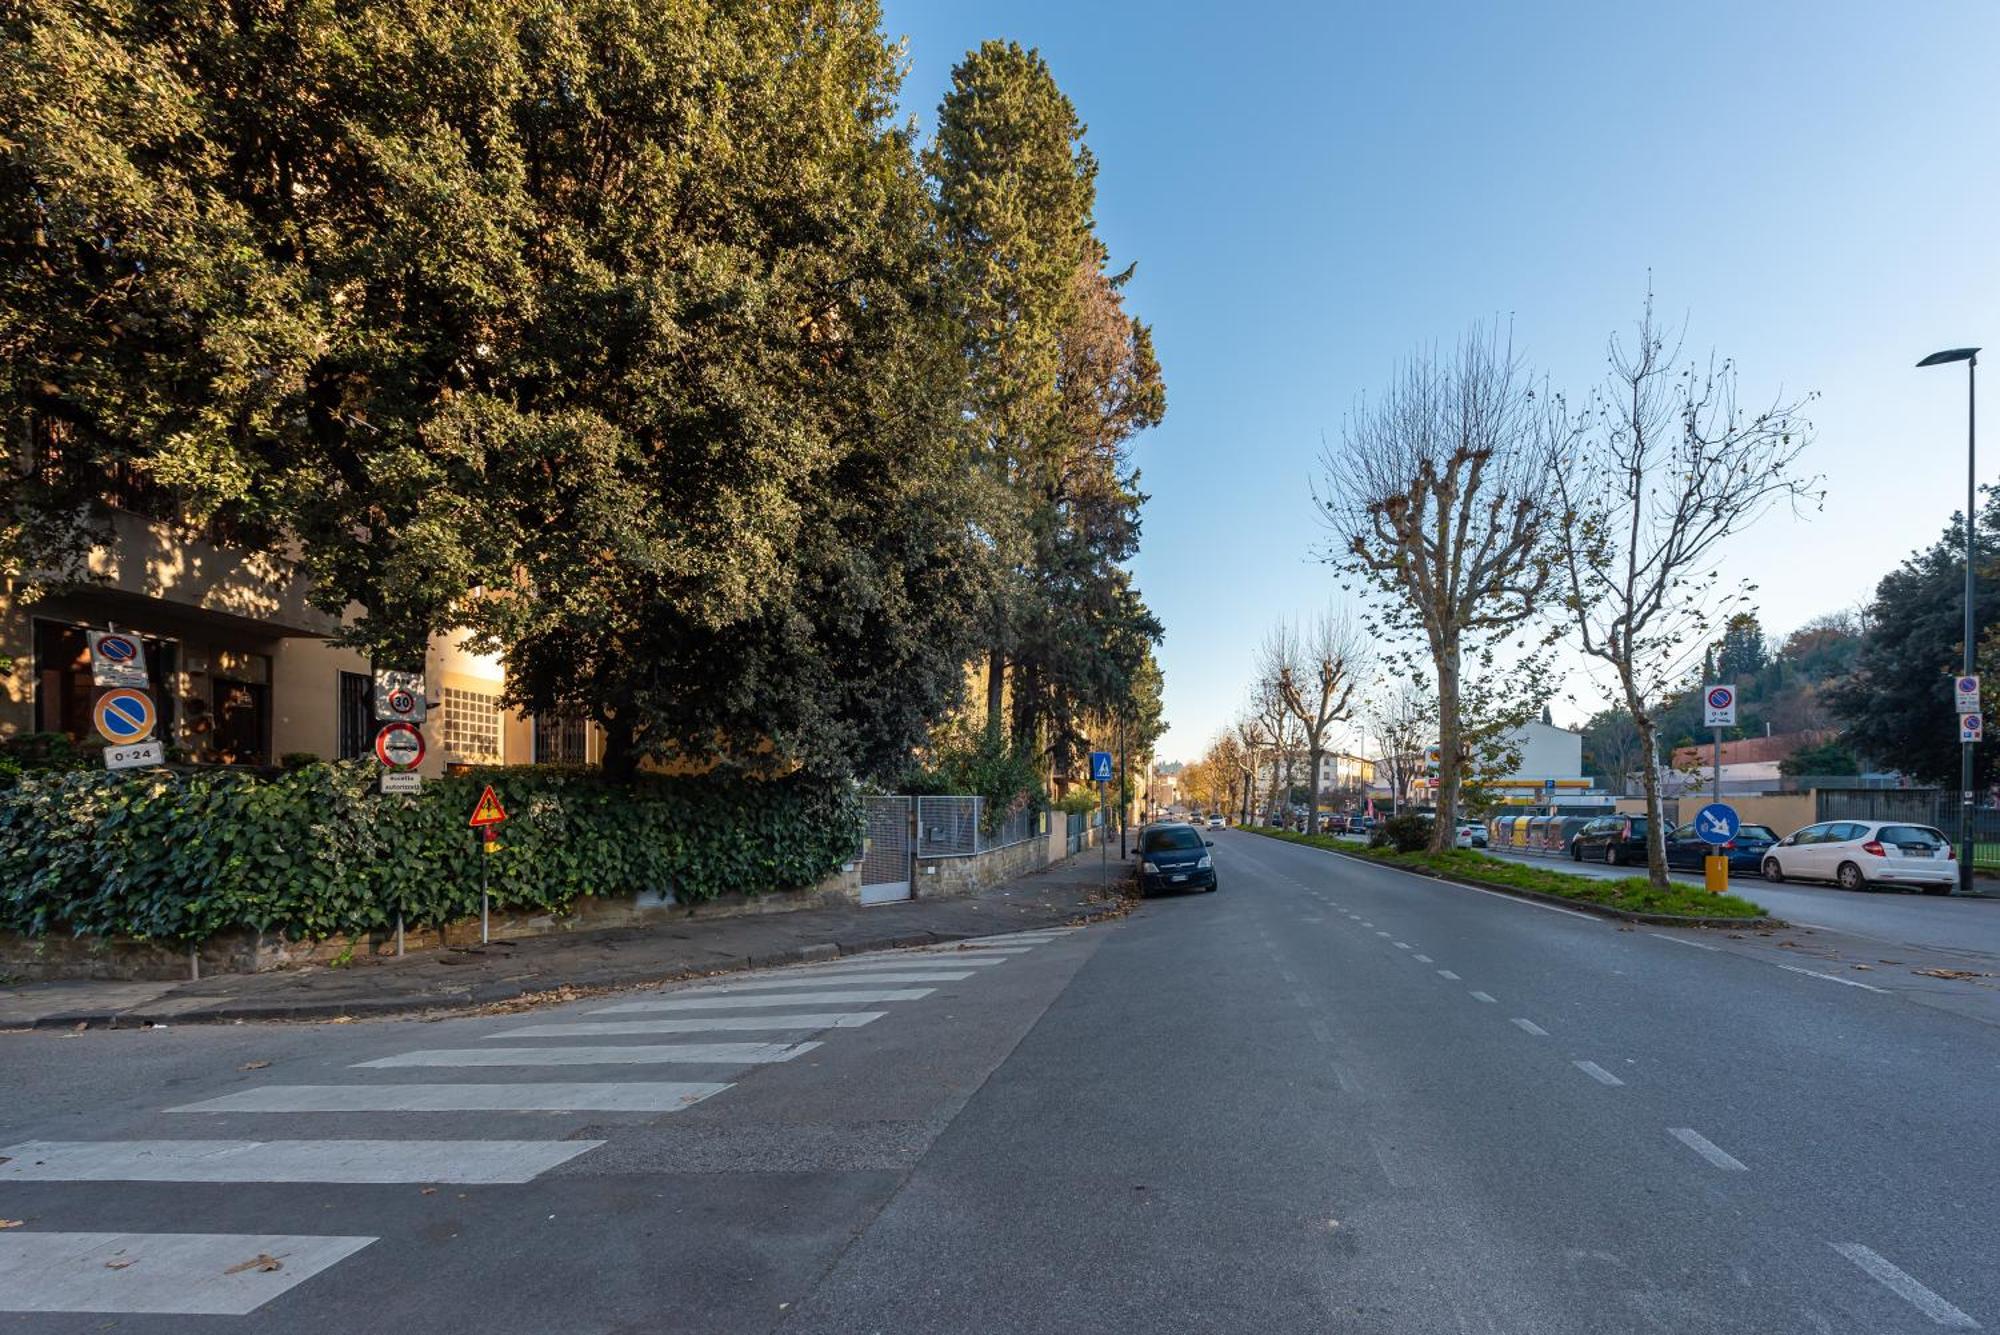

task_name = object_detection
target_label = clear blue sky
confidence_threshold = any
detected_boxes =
[882,0,2000,763]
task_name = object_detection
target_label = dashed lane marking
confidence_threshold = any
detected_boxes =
[1573,1061,1625,1087]
[1512,1018,1548,1036]
[1437,970,1461,981]
[1470,991,1496,1004]
[1669,1127,1748,1172]
[1829,1243,1980,1329]
[1778,964,1889,994]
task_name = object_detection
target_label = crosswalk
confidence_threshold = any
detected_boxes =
[0,927,1080,1317]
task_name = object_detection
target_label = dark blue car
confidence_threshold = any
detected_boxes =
[1662,821,1781,874]
[1136,823,1218,895]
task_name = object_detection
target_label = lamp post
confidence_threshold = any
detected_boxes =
[1919,346,1981,895]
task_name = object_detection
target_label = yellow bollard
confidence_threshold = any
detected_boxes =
[1704,854,1729,894]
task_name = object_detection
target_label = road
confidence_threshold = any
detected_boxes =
[4,832,1998,1332]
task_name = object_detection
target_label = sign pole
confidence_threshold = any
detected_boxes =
[481,829,490,945]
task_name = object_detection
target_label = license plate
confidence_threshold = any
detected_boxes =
[1171,874,1187,882]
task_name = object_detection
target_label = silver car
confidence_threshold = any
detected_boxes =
[1760,821,1955,893]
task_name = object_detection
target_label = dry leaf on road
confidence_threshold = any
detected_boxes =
[223,1253,284,1275]
[0,1220,23,1229]
[238,1060,270,1071]
[1913,967,1988,981]
[104,1258,134,1270]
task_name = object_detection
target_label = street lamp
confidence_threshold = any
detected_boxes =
[1918,346,1980,895]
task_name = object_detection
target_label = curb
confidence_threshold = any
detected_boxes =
[32,899,1125,1031]
[1247,832,1783,930]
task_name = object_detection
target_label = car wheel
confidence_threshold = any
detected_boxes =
[1836,861,1866,892]
[1205,879,1219,894]
[1605,845,1621,867]
[1762,858,1783,884]
[1570,842,1583,862]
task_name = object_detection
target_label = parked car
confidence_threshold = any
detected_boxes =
[1136,823,1218,895]
[1759,821,1955,893]
[1662,822,1781,875]
[1570,815,1662,866]
[1455,822,1487,849]
[1350,816,1377,837]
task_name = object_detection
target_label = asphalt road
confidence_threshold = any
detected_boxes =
[4,834,1998,1332]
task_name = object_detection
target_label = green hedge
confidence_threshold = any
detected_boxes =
[0,762,861,944]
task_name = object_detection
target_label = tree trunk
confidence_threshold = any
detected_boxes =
[985,646,1005,739]
[1431,651,1461,853]
[1631,708,1670,889]
[1305,743,1325,835]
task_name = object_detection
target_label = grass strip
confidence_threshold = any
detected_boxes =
[1242,827,1770,920]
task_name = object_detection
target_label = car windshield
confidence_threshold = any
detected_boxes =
[1738,825,1779,841]
[1879,825,1947,849]
[1142,827,1204,853]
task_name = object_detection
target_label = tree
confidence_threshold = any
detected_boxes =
[1367,682,1437,813]
[1580,708,1645,792]
[1269,611,1364,834]
[1550,295,1816,885]
[1714,612,1769,679]
[1779,739,1860,778]
[1320,325,1557,851]
[1830,495,2000,785]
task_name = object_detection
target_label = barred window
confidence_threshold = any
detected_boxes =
[534,713,590,766]
[442,687,503,762]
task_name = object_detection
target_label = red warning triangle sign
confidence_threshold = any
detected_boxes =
[468,784,508,828]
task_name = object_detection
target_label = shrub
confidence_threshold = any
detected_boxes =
[1371,813,1432,853]
[0,762,860,944]
[901,724,1045,833]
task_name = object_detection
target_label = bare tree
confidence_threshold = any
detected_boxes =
[1368,681,1437,814]
[1231,712,1264,824]
[1550,294,1817,886]
[1271,611,1366,834]
[1320,325,1558,851]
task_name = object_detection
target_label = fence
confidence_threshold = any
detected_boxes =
[913,796,1041,858]
[1815,788,2000,871]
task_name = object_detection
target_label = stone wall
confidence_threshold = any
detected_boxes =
[0,862,863,984]
[915,834,1051,899]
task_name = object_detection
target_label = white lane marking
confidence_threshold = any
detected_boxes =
[1375,931,1391,938]
[1414,954,1433,963]
[484,1023,876,1039]
[1778,964,1889,994]
[0,1232,376,1315]
[592,989,932,1013]
[0,1140,600,1184]
[676,971,973,991]
[1393,941,1411,950]
[168,1082,730,1114]
[917,947,1031,956]
[1829,1242,1980,1329]
[356,1041,819,1068]
[1512,1018,1548,1036]
[1668,1127,1748,1172]
[1649,932,1721,952]
[1470,991,1497,1004]
[791,956,1006,971]
[1437,969,1461,980]
[963,933,1065,945]
[487,1013,882,1039]
[1574,1061,1625,1087]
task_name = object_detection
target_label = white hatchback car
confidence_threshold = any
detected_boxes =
[1760,820,1956,894]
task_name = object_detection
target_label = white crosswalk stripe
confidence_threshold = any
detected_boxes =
[355,1040,821,1068]
[0,1232,377,1316]
[485,1013,883,1040]
[6,918,1069,1316]
[591,989,932,1013]
[0,1139,601,1184]
[168,1082,730,1113]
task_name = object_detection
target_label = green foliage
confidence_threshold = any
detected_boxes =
[1243,828,1768,919]
[1370,813,1432,853]
[0,763,859,944]
[1778,739,1860,777]
[1055,789,1101,816]
[279,753,321,771]
[0,732,98,787]
[900,724,1044,832]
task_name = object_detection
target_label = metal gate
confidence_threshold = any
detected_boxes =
[860,796,913,905]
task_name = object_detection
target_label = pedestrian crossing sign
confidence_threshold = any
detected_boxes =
[468,784,508,828]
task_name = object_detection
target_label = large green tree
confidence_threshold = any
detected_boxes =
[3,0,995,781]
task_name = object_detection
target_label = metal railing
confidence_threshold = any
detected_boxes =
[913,796,1042,858]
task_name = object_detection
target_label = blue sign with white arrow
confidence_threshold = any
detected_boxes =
[1089,751,1114,783]
[1693,802,1740,846]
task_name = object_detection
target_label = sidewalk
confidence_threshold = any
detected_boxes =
[0,852,1132,1030]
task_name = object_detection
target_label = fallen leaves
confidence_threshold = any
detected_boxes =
[1913,967,1989,981]
[223,1253,284,1275]
[0,1220,23,1230]
[104,1257,134,1270]
[238,1060,270,1071]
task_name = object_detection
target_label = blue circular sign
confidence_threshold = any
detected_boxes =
[1693,802,1740,846]
[93,688,155,743]
[97,634,139,663]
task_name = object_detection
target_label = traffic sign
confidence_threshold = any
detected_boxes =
[92,688,156,744]
[87,631,149,688]
[1962,713,1984,744]
[1693,802,1740,846]
[1703,684,1736,728]
[373,721,425,770]
[469,784,508,828]
[1089,751,1113,783]
[104,739,164,771]
[1424,746,1442,773]
[1957,675,1982,711]
[374,670,427,723]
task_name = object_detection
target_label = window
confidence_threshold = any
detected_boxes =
[534,713,590,766]
[442,687,503,763]
[1791,824,1828,845]
[1829,822,1868,842]
[1142,827,1204,853]
[337,672,374,761]
[1879,825,1947,850]
[209,677,269,765]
